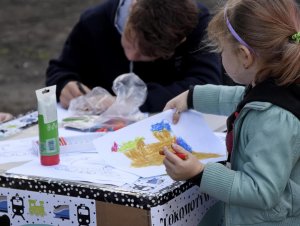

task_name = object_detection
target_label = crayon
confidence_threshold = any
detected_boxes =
[159,150,188,160]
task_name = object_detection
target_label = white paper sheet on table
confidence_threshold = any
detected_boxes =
[57,104,71,122]
[0,131,104,164]
[2,105,139,185]
[0,136,37,164]
[7,153,139,186]
[0,105,100,165]
[93,109,227,177]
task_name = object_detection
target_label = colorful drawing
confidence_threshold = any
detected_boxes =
[111,120,222,168]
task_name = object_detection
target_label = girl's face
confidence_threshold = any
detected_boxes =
[221,40,256,85]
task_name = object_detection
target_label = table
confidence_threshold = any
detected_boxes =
[0,111,226,226]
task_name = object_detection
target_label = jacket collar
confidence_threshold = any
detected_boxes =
[239,79,300,120]
[114,0,133,34]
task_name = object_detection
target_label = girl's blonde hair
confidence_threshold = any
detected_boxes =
[207,0,300,85]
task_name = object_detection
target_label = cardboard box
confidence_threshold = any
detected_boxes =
[0,175,216,226]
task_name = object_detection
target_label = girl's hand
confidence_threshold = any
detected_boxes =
[162,143,204,181]
[163,90,189,124]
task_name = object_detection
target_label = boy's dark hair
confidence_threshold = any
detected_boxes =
[125,0,199,58]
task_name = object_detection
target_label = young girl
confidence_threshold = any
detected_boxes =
[162,0,300,225]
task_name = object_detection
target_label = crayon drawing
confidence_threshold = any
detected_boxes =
[112,120,221,168]
[94,110,227,177]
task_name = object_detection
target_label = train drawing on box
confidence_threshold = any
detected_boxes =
[11,193,25,220]
[53,205,70,219]
[77,204,90,226]
[0,187,97,226]
[29,199,46,217]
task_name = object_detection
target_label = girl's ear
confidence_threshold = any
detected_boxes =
[238,45,254,69]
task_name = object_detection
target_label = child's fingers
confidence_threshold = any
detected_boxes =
[171,143,190,154]
[163,146,189,161]
[172,109,181,124]
[162,146,182,163]
[163,156,174,169]
[163,103,173,111]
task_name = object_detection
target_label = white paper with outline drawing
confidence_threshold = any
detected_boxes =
[7,153,139,186]
[0,137,37,164]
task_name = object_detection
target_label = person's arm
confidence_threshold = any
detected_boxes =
[46,0,118,108]
[163,84,245,123]
[201,108,299,209]
[46,18,92,104]
[140,3,223,112]
[192,84,245,116]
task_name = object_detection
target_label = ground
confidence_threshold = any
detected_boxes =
[0,0,217,116]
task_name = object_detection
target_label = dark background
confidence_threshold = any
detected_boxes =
[0,0,219,116]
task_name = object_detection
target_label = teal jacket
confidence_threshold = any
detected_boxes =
[192,85,300,226]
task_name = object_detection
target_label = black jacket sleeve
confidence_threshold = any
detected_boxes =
[46,0,119,101]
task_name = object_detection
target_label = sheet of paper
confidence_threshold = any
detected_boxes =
[0,136,37,164]
[93,110,227,177]
[0,132,104,164]
[0,111,38,139]
[120,175,179,194]
[32,133,104,155]
[7,153,139,186]
[57,104,72,122]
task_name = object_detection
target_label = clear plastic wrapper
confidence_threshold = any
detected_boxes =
[63,73,148,131]
[68,86,114,115]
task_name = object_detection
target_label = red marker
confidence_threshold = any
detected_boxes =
[159,150,188,160]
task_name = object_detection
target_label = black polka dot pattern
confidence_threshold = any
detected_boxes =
[0,174,194,210]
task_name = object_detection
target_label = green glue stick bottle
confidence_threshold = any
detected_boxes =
[35,85,60,166]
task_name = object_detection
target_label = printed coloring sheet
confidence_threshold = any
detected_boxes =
[7,153,139,186]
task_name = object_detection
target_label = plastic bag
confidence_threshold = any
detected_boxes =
[97,72,147,123]
[63,73,148,132]
[68,86,114,115]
